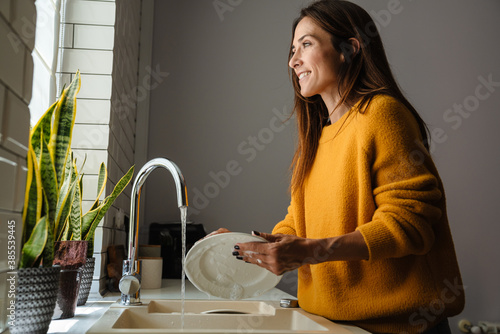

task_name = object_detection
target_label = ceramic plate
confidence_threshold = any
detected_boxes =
[185,232,282,300]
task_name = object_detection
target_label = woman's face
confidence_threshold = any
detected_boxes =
[289,17,343,99]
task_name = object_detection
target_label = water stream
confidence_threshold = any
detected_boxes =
[180,206,188,329]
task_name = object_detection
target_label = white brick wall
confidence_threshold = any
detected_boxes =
[58,0,143,295]
[0,0,36,331]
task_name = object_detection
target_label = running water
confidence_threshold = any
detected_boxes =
[180,206,188,329]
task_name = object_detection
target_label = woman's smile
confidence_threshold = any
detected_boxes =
[298,71,311,81]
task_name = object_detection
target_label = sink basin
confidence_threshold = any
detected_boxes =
[86,300,370,333]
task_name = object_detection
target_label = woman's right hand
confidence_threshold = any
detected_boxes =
[205,227,231,238]
[194,227,231,245]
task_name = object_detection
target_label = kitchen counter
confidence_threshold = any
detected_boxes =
[44,279,296,334]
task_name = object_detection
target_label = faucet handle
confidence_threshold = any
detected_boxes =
[119,259,142,305]
[119,274,141,295]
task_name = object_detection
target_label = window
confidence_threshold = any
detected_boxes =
[29,0,62,125]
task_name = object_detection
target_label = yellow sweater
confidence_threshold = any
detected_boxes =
[273,95,465,334]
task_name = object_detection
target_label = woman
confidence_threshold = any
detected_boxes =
[228,1,465,333]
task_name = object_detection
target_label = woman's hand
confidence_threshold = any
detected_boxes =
[233,230,369,275]
[233,232,324,275]
[205,227,231,238]
[194,227,231,245]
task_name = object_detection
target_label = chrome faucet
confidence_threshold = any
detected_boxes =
[119,158,188,305]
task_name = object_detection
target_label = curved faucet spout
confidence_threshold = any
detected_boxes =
[120,158,188,305]
[128,158,188,261]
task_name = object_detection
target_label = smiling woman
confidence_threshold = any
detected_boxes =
[226,1,466,333]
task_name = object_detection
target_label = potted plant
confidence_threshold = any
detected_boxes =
[51,154,133,319]
[13,71,134,331]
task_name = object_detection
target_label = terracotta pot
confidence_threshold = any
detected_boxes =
[10,266,60,334]
[52,241,88,319]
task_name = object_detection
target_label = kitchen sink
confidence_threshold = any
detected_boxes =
[86,299,370,333]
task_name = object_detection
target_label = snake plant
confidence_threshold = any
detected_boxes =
[20,71,134,268]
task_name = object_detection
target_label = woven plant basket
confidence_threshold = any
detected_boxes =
[77,257,95,306]
[10,266,60,334]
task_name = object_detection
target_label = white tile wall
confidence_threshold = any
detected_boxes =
[10,0,36,50]
[72,124,110,149]
[72,148,109,174]
[65,0,116,26]
[1,1,35,331]
[0,271,7,331]
[109,121,132,166]
[0,19,26,98]
[13,156,27,213]
[94,252,109,279]
[94,214,118,248]
[0,211,23,271]
[0,149,18,212]
[94,250,107,280]
[58,0,143,296]
[23,49,34,103]
[62,24,74,48]
[74,25,114,50]
[75,99,111,124]
[78,74,112,99]
[81,175,104,202]
[60,49,113,75]
[0,83,5,142]
[3,90,30,156]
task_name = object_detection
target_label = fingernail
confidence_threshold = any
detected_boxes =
[252,231,260,236]
[236,256,243,260]
[245,261,250,263]
[234,245,240,250]
[232,251,239,256]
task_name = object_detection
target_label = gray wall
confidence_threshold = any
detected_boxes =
[147,0,500,329]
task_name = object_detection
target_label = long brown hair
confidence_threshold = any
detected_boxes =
[289,0,430,193]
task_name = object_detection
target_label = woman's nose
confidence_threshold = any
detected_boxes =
[289,52,301,69]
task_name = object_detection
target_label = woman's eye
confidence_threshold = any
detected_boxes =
[303,42,311,47]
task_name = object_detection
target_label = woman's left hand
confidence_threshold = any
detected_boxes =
[233,232,324,275]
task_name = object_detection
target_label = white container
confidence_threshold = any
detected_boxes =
[139,257,163,289]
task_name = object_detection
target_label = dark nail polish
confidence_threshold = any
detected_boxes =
[234,245,240,250]
[252,230,260,236]
[245,261,250,263]
[236,256,243,260]
[232,251,239,256]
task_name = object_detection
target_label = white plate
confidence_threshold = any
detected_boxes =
[184,232,282,300]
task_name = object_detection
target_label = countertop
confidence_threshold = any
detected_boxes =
[45,279,296,334]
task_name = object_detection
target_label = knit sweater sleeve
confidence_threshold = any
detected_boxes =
[272,200,297,236]
[356,96,443,261]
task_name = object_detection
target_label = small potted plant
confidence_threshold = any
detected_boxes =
[13,71,134,331]
[51,153,133,319]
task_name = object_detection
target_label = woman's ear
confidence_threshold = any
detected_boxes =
[341,38,361,63]
[349,38,361,56]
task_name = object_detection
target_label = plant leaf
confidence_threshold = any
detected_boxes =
[55,152,75,235]
[61,217,70,241]
[30,101,56,162]
[83,166,135,254]
[58,172,78,242]
[49,71,80,186]
[81,207,100,239]
[69,175,83,241]
[22,147,41,245]
[40,135,58,221]
[19,216,48,268]
[90,163,107,211]
[41,214,55,267]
